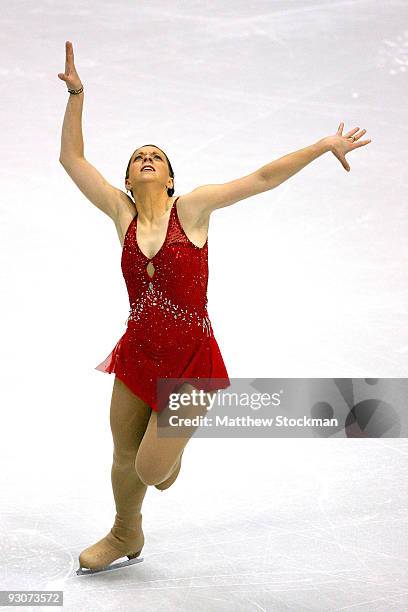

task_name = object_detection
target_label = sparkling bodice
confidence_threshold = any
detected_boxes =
[121,196,213,341]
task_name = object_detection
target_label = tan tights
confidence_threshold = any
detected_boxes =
[79,375,214,568]
[109,377,151,525]
[110,375,212,514]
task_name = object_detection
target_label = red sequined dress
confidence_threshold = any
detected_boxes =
[95,196,230,412]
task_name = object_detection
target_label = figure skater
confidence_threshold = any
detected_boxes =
[57,41,371,575]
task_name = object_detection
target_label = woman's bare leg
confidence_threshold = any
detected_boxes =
[135,383,215,487]
[78,376,151,570]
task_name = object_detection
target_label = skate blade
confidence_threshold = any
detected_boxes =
[76,555,144,576]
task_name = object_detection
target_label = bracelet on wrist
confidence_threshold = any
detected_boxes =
[68,85,84,95]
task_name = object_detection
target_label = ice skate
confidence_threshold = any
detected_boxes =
[76,513,144,576]
[155,449,184,491]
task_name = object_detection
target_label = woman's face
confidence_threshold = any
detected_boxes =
[127,147,172,192]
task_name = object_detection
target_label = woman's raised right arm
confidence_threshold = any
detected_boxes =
[58,41,122,220]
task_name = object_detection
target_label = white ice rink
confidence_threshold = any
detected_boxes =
[1,1,407,610]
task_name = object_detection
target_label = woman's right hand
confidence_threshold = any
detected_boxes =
[57,41,83,90]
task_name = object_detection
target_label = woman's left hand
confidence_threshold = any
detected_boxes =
[323,123,372,172]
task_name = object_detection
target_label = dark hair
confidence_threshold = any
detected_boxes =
[125,144,175,200]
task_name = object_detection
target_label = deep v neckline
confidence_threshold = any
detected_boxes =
[135,196,179,261]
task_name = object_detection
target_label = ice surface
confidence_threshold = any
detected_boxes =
[1,1,407,610]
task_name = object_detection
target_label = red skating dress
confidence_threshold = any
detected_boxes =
[95,196,230,412]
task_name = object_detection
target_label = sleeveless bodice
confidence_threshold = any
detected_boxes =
[121,196,213,341]
[95,195,230,412]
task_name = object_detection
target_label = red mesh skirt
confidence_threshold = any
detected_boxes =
[95,322,230,412]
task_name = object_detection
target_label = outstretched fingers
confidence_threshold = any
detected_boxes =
[338,123,372,146]
[351,138,372,149]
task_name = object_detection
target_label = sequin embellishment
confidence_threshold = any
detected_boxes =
[95,195,230,412]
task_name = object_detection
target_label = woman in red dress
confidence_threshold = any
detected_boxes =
[58,41,371,575]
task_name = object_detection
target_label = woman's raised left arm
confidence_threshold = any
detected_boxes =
[185,123,372,214]
[258,122,371,188]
